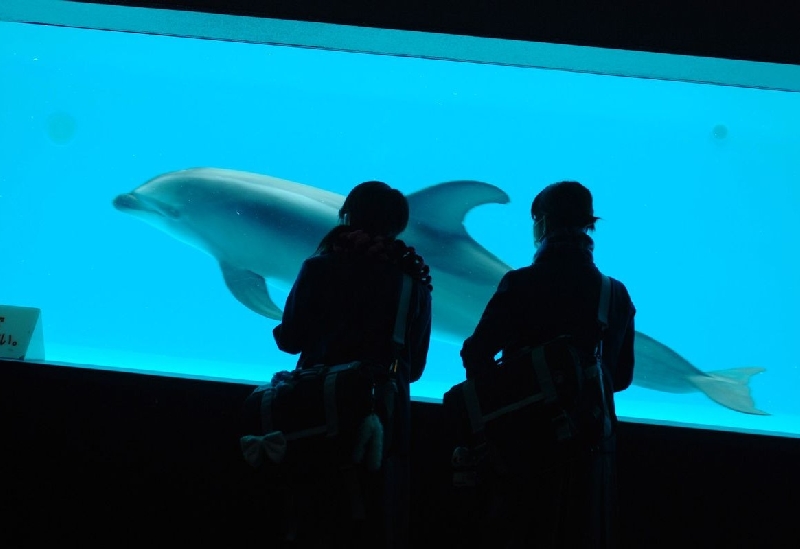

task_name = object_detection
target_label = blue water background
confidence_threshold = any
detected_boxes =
[1,21,799,436]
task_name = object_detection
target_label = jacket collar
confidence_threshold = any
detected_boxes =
[533,229,595,264]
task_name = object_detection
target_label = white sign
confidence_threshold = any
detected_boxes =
[0,305,45,361]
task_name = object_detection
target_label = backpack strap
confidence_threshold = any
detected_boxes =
[388,274,413,375]
[392,274,413,347]
[598,274,611,332]
[592,274,611,367]
[595,274,613,438]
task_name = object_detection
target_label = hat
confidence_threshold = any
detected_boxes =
[531,181,599,229]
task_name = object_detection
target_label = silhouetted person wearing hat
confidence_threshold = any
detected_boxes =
[461,181,636,548]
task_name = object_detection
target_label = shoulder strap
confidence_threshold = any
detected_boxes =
[594,274,612,360]
[596,274,614,438]
[392,274,413,347]
[598,274,611,332]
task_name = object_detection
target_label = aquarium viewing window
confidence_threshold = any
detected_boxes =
[2,0,799,437]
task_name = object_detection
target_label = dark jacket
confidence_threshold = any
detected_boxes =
[273,238,432,456]
[460,231,635,428]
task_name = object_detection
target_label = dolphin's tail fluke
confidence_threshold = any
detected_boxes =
[690,367,769,415]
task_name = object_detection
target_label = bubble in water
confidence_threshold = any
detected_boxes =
[46,112,77,144]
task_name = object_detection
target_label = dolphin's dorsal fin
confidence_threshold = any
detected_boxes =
[219,262,283,320]
[406,181,510,236]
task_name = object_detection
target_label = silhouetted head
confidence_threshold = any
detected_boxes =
[531,181,600,245]
[339,181,409,238]
[314,181,409,256]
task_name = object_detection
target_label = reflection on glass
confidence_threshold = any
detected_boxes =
[1,19,799,437]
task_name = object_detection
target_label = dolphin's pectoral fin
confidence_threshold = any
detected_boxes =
[406,181,510,237]
[219,262,283,320]
[690,367,769,415]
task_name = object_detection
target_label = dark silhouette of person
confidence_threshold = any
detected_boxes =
[460,181,636,548]
[273,181,433,549]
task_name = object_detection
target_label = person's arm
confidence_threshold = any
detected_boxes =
[408,283,432,383]
[272,260,318,355]
[460,271,519,379]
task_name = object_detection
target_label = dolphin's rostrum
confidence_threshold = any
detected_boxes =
[113,167,768,416]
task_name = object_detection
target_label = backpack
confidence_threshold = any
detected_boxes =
[443,275,612,485]
[240,274,412,473]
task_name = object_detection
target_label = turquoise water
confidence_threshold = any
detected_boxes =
[2,20,799,437]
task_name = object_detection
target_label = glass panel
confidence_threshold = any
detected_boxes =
[1,17,799,437]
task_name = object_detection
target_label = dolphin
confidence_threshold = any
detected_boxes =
[633,332,766,414]
[113,167,768,415]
